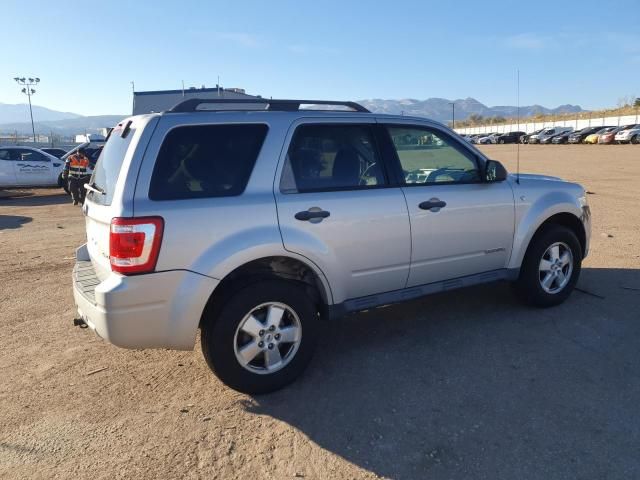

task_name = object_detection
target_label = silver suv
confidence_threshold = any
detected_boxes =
[73,99,591,393]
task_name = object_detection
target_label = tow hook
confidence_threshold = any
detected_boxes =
[73,317,88,328]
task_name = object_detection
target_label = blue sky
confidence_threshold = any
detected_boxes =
[1,0,639,116]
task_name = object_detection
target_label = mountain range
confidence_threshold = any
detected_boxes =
[358,98,584,123]
[0,98,585,136]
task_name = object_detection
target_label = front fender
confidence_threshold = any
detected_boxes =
[508,190,583,269]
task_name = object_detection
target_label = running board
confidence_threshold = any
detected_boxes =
[329,269,518,318]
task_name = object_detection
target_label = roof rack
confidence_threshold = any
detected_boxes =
[167,98,370,113]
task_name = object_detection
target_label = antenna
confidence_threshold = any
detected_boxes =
[516,68,520,184]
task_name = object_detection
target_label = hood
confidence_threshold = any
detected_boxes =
[509,173,564,182]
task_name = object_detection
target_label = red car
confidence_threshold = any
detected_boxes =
[598,125,635,144]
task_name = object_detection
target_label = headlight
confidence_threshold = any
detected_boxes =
[578,194,588,208]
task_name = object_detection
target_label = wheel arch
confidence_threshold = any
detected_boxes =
[515,212,586,269]
[199,255,332,328]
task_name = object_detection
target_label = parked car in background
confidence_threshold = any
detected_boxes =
[585,127,616,144]
[0,146,66,187]
[496,131,525,144]
[541,132,566,144]
[568,126,611,144]
[40,147,68,158]
[530,127,573,144]
[614,125,640,144]
[520,129,544,144]
[478,133,500,144]
[551,131,572,144]
[598,125,637,144]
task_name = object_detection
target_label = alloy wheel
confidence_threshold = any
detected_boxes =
[538,242,574,294]
[233,302,302,375]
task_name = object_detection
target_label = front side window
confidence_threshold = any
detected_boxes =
[387,126,480,185]
[149,124,268,201]
[281,124,385,193]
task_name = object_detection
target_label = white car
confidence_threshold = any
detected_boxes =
[614,125,640,144]
[478,133,500,144]
[0,146,66,187]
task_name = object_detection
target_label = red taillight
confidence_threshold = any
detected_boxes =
[109,217,164,275]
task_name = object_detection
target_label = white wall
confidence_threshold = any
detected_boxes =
[455,114,640,135]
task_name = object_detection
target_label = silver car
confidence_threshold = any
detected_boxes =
[73,98,591,393]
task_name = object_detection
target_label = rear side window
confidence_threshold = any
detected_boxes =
[90,126,136,206]
[149,124,268,200]
[280,124,385,193]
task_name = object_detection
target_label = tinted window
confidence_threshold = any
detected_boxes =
[281,124,385,193]
[387,126,480,185]
[17,150,48,162]
[149,124,267,200]
[89,125,136,206]
[0,149,16,161]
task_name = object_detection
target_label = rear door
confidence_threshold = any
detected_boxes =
[382,123,515,287]
[275,120,411,303]
[14,148,53,185]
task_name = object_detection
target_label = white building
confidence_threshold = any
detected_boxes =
[132,86,259,115]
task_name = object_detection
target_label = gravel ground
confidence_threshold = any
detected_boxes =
[1,145,639,480]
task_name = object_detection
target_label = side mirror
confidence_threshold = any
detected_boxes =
[484,160,508,182]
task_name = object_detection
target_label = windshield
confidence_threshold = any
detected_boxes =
[88,126,136,206]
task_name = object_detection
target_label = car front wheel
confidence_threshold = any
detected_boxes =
[201,280,320,394]
[514,225,582,307]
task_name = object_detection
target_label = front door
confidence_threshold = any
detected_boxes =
[275,121,411,303]
[383,124,515,287]
[15,148,53,186]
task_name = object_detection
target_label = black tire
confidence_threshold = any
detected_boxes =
[631,135,639,145]
[201,280,320,394]
[499,139,505,144]
[513,225,582,307]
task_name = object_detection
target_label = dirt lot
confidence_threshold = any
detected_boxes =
[1,145,639,479]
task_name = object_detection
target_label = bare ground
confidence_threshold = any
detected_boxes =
[1,145,639,479]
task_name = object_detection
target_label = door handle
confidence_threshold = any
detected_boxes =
[295,209,330,221]
[419,199,447,211]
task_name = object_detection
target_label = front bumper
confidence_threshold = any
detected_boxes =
[72,244,218,350]
[581,205,592,259]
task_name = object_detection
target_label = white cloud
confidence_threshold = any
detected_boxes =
[215,32,260,48]
[287,44,339,55]
[505,33,549,50]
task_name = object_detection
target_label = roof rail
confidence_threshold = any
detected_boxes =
[167,98,370,113]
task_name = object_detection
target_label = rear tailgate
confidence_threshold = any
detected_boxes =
[83,117,156,280]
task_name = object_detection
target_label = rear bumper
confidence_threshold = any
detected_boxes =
[73,244,218,350]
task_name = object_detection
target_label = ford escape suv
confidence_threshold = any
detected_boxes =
[73,98,591,394]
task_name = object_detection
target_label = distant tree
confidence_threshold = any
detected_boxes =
[468,113,484,125]
[635,98,640,108]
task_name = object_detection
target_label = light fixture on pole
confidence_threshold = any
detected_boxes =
[14,76,40,142]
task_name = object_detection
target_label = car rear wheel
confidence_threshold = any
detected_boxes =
[513,225,582,307]
[631,135,640,145]
[201,280,320,394]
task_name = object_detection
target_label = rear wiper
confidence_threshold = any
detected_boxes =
[84,182,106,195]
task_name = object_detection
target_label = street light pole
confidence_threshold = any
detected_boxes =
[449,102,455,129]
[14,76,40,142]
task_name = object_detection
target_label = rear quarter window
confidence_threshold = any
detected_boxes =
[149,124,268,200]
[89,127,136,206]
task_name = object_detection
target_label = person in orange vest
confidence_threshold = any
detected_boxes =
[65,148,91,205]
